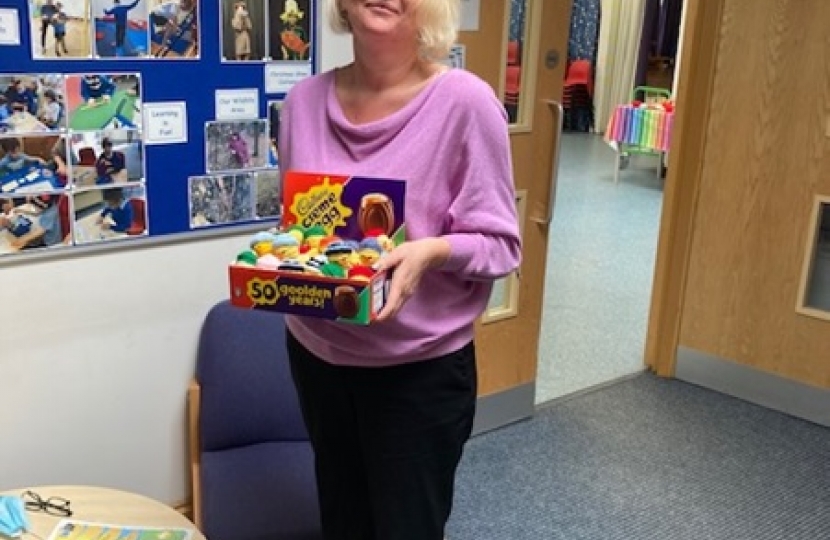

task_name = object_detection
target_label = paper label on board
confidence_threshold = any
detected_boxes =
[0,8,21,45]
[143,102,188,145]
[215,89,259,121]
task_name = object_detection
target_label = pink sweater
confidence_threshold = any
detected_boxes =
[279,68,522,366]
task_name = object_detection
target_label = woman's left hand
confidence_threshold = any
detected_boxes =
[374,237,450,322]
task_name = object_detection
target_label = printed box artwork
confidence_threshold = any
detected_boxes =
[229,171,407,324]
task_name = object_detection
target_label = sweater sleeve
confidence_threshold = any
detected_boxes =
[439,79,522,280]
[278,90,293,172]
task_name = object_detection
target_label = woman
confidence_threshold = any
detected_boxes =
[279,1,522,539]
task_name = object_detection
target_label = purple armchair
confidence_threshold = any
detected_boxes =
[188,301,322,540]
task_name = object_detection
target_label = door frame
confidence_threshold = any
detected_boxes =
[645,0,727,375]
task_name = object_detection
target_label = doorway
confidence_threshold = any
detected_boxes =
[535,0,686,404]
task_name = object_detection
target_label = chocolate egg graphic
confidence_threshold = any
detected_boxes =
[358,193,395,236]
[333,285,359,318]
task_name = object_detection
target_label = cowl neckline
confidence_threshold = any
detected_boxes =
[325,68,454,161]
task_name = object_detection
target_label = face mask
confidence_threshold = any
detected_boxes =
[0,496,29,538]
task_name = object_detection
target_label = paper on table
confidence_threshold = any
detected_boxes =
[47,519,194,540]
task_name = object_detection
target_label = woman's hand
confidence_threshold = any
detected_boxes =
[374,237,450,322]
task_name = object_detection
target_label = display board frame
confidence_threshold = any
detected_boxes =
[0,0,316,264]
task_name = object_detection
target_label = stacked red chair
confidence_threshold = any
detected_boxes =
[563,60,594,132]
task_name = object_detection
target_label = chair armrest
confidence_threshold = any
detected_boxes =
[187,379,204,530]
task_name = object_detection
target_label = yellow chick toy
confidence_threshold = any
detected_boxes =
[272,232,300,260]
[358,237,382,266]
[250,231,274,257]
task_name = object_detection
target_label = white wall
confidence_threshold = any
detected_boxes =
[0,21,353,505]
[0,235,246,502]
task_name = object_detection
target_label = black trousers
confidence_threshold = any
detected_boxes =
[115,23,126,47]
[40,19,50,47]
[287,331,477,540]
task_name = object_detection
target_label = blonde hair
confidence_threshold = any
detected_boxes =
[326,0,460,61]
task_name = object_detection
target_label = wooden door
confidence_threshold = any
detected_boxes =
[457,0,572,432]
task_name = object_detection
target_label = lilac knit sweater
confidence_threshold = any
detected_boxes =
[279,68,522,366]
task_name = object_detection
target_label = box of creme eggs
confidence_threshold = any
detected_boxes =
[229,171,406,324]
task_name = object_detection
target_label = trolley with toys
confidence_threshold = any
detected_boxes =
[604,86,675,183]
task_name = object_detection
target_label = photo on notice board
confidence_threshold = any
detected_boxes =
[0,192,71,255]
[267,0,310,61]
[0,134,69,195]
[147,0,199,58]
[72,183,146,244]
[30,0,93,58]
[68,129,144,187]
[188,173,255,228]
[254,169,280,220]
[267,99,281,167]
[1,74,67,134]
[220,0,265,61]
[65,73,142,131]
[91,0,149,58]
[205,119,268,172]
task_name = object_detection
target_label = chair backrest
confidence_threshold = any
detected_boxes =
[127,198,146,235]
[507,40,520,66]
[196,301,308,452]
[78,147,96,166]
[57,194,70,240]
[505,65,521,94]
[564,60,594,96]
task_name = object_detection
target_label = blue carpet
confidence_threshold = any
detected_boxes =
[447,373,830,539]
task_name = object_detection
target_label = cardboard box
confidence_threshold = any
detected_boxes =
[228,171,406,324]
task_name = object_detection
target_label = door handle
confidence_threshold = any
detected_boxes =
[531,99,563,225]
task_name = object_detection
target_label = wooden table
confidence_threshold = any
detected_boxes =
[73,210,129,244]
[4,111,50,134]
[0,485,205,540]
[71,165,129,187]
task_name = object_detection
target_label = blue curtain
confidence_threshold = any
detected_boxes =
[567,0,601,63]
[509,0,526,42]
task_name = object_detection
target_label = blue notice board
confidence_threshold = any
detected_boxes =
[0,0,315,260]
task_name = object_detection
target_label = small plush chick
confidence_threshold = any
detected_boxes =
[250,231,274,257]
[357,237,382,266]
[272,232,300,260]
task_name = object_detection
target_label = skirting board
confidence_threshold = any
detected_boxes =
[472,382,535,436]
[676,346,830,427]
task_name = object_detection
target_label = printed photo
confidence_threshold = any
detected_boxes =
[189,173,255,228]
[267,99,281,167]
[221,0,265,61]
[68,129,144,187]
[148,0,199,58]
[0,192,72,255]
[0,74,67,135]
[0,134,69,195]
[65,73,142,131]
[72,183,146,244]
[254,169,280,219]
[92,0,149,58]
[205,119,269,172]
[30,0,93,59]
[268,0,310,61]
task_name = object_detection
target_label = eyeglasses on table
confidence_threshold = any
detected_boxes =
[21,490,73,517]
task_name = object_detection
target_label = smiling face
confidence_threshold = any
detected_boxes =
[339,0,419,46]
